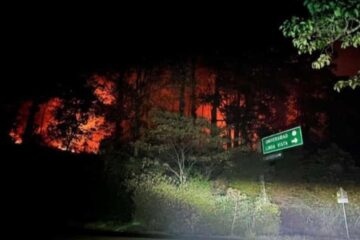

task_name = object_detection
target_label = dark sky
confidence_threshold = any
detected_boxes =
[1,0,316,102]
[4,1,305,62]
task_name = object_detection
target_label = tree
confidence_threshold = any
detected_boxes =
[46,98,90,151]
[134,110,229,185]
[280,0,360,91]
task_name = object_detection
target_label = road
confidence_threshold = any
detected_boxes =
[53,234,247,240]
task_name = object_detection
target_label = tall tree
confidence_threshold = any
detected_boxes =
[190,57,197,120]
[46,98,89,151]
[129,61,154,140]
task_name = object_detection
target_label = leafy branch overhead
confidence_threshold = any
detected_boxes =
[334,70,360,91]
[280,0,360,91]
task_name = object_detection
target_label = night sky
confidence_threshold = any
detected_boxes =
[3,1,307,100]
[4,1,358,102]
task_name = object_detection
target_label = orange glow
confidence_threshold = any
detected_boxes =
[196,104,212,120]
[285,95,300,126]
[258,114,266,120]
[9,100,33,144]
[150,85,179,112]
[250,132,259,150]
[195,104,225,128]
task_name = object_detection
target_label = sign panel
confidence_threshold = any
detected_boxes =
[337,187,349,204]
[261,126,303,154]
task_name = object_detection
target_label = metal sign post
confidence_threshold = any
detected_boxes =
[337,187,350,239]
[259,175,268,203]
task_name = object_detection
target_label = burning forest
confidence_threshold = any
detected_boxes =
[8,55,332,154]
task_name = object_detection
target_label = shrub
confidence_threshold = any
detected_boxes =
[127,173,280,237]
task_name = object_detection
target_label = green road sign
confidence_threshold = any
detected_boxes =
[261,126,303,154]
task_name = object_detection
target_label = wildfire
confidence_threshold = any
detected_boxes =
[9,77,116,154]
[9,100,33,144]
[9,65,316,154]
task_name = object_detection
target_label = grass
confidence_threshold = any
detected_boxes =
[53,234,348,240]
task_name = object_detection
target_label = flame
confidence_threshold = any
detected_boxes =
[72,113,115,153]
[34,97,62,135]
[33,97,64,150]
[89,74,117,105]
[9,100,33,144]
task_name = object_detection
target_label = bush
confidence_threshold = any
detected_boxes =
[301,144,359,183]
[213,188,280,237]
[253,200,281,236]
[127,173,280,237]
[211,178,229,196]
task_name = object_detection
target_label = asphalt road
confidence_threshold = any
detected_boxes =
[53,234,247,240]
